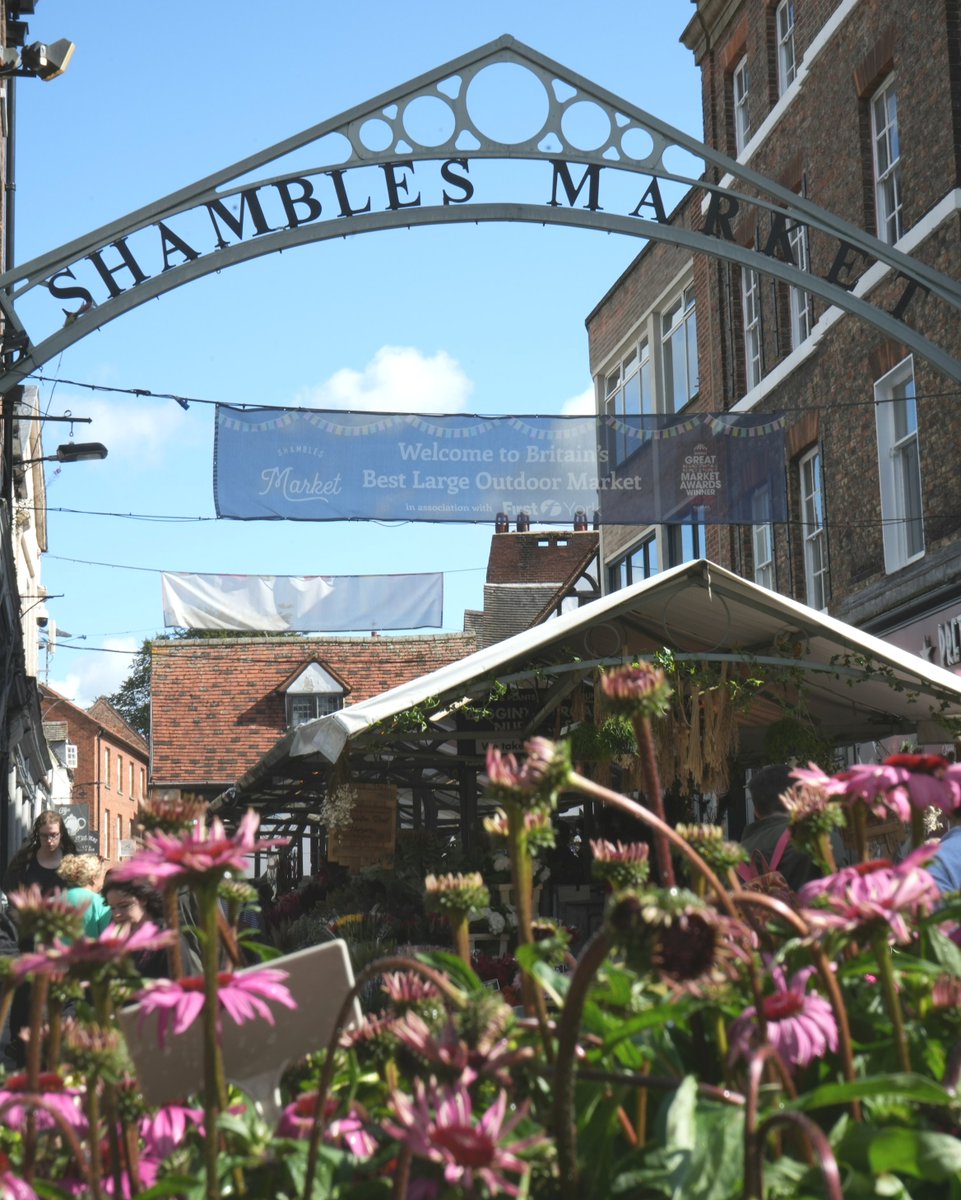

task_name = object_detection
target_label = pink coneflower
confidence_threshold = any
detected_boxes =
[599,663,673,718]
[108,809,286,887]
[139,1104,204,1158]
[384,1079,546,1197]
[484,739,570,807]
[381,971,441,1008]
[0,1151,38,1200]
[393,1011,533,1087]
[799,846,940,944]
[590,839,651,889]
[13,921,175,981]
[6,885,85,946]
[482,807,555,849]
[0,1070,86,1133]
[276,1093,376,1158]
[136,967,296,1048]
[729,965,838,1069]
[795,758,960,820]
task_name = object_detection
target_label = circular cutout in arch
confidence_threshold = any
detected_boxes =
[561,100,612,152]
[402,95,457,148]
[465,63,550,145]
[358,118,394,153]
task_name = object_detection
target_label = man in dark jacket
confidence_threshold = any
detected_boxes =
[740,763,820,891]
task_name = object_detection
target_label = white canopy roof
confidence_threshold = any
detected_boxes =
[219,561,961,831]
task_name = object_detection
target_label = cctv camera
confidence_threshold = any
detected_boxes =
[36,616,48,628]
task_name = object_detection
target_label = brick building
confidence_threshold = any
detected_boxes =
[39,686,148,860]
[149,632,477,803]
[587,0,961,682]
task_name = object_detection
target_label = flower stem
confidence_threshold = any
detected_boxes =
[164,886,184,980]
[874,933,911,1073]
[551,927,611,1200]
[570,771,735,918]
[303,955,467,1200]
[731,892,860,1118]
[22,973,49,1182]
[507,804,553,1057]
[452,914,471,967]
[631,715,676,887]
[199,882,228,1200]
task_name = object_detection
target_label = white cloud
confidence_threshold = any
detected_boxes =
[560,385,596,415]
[48,394,195,465]
[47,636,140,708]
[297,346,474,414]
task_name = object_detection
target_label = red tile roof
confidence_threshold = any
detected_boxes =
[87,697,148,755]
[150,633,475,788]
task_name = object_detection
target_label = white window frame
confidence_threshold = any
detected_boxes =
[875,356,924,573]
[799,447,828,610]
[608,532,659,592]
[751,487,775,589]
[667,506,708,568]
[776,1,797,97]
[604,338,652,465]
[733,56,751,154]
[871,77,903,244]
[787,220,812,347]
[661,286,698,412]
[741,268,762,391]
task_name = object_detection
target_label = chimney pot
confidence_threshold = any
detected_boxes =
[516,512,530,533]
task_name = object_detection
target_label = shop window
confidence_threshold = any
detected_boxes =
[875,356,924,572]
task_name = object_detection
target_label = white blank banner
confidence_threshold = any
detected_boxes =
[161,571,443,632]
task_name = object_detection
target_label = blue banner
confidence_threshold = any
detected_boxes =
[213,408,788,525]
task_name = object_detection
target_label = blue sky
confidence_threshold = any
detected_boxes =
[14,2,703,704]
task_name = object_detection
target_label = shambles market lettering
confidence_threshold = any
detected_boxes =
[42,159,920,324]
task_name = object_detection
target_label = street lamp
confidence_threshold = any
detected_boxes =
[1,38,75,81]
[16,442,108,466]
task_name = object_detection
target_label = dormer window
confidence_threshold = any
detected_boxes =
[281,661,348,729]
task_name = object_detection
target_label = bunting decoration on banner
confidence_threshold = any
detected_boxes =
[161,571,443,632]
[213,407,789,525]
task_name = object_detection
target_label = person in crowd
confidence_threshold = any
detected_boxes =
[102,874,172,978]
[57,854,112,938]
[739,763,821,891]
[3,812,79,1064]
[3,810,78,896]
[926,803,961,896]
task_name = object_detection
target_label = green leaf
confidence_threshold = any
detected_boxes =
[927,925,961,976]
[792,1073,957,1111]
[413,948,477,993]
[860,1128,961,1181]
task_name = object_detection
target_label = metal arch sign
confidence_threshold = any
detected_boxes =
[3,34,961,391]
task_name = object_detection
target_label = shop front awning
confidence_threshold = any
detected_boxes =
[212,560,961,838]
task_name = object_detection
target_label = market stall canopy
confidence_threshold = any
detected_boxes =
[213,560,961,838]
